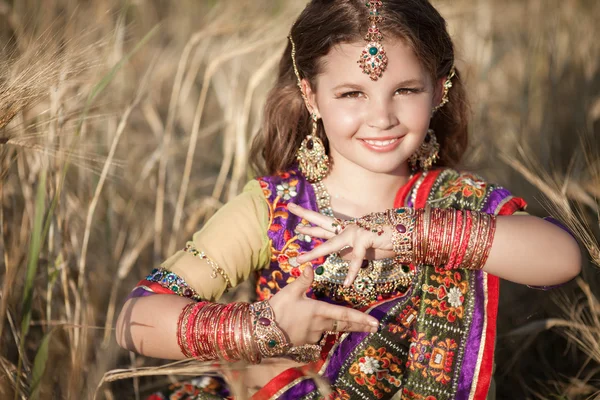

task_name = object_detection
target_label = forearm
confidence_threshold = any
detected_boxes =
[482,215,581,286]
[116,294,192,360]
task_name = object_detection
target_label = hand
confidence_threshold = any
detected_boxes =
[268,267,379,347]
[288,203,396,287]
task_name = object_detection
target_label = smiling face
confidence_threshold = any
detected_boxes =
[304,38,442,177]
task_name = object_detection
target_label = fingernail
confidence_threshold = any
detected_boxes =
[369,319,378,327]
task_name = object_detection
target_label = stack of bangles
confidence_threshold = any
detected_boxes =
[350,206,497,270]
[176,299,322,364]
[176,206,496,364]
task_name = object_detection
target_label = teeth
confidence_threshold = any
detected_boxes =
[363,138,398,146]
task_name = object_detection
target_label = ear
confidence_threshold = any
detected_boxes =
[432,76,445,111]
[301,79,320,117]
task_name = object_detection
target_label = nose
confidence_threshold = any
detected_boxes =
[366,98,399,131]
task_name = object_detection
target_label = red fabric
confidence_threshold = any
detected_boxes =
[473,195,526,398]
[135,279,177,295]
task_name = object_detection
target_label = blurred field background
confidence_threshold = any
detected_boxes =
[0,0,598,399]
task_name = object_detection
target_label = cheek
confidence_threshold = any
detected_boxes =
[396,98,433,129]
[319,101,363,139]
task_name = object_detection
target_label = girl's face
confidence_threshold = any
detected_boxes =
[305,39,442,176]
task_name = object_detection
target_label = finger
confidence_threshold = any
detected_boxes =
[336,321,378,333]
[295,225,335,240]
[297,234,348,263]
[316,302,379,328]
[287,265,314,296]
[289,203,337,232]
[318,318,377,333]
[344,240,368,288]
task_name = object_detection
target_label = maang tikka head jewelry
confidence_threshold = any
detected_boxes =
[289,35,330,183]
[358,1,388,81]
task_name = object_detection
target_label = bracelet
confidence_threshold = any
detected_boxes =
[177,303,196,358]
[388,208,416,264]
[183,242,232,292]
[249,300,291,359]
[176,301,262,364]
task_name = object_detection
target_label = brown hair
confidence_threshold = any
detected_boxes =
[250,0,469,175]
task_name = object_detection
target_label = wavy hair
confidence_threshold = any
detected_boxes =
[250,0,469,175]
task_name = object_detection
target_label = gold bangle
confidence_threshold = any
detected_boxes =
[462,212,481,269]
[184,241,232,291]
[250,300,291,359]
[388,208,415,264]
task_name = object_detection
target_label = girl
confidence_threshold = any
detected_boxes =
[116,1,581,399]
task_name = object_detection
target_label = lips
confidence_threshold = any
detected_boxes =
[362,138,399,147]
[358,136,405,152]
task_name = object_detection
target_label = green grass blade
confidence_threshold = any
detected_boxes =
[15,168,47,400]
[29,328,55,400]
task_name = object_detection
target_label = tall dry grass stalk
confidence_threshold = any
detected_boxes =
[0,0,598,399]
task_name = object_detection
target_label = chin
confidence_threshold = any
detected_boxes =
[355,159,408,175]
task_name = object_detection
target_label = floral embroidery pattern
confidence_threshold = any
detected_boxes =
[319,388,351,400]
[256,170,325,301]
[276,181,298,200]
[406,333,458,385]
[349,346,403,398]
[422,268,468,323]
[432,170,492,211]
[386,296,420,341]
[401,389,438,400]
[442,174,486,199]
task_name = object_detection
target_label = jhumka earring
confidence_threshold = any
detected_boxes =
[409,129,440,172]
[358,1,388,81]
[289,35,330,183]
[296,113,330,183]
[409,66,456,171]
[432,66,456,113]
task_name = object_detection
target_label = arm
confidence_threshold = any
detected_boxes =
[116,294,193,359]
[116,181,378,361]
[480,214,581,286]
[116,180,269,358]
[291,204,582,288]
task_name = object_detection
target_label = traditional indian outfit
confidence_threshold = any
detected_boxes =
[130,165,529,400]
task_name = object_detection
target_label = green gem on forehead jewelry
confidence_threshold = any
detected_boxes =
[369,46,378,56]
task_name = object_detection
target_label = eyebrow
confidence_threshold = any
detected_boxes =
[332,79,425,91]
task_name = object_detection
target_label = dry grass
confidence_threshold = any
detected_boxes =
[0,0,598,399]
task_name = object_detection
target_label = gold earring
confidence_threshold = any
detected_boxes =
[432,66,456,113]
[297,113,329,183]
[409,129,440,172]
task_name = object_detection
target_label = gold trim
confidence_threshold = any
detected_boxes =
[492,195,514,216]
[468,272,488,400]
[269,375,314,400]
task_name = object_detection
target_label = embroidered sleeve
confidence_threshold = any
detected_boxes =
[128,180,271,302]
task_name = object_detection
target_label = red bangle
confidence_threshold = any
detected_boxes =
[445,210,463,270]
[454,211,472,269]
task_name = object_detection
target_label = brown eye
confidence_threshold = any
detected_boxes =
[341,91,363,98]
[395,88,421,95]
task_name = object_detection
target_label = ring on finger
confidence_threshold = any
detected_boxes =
[331,218,345,235]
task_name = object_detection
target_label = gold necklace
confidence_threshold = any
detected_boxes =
[310,182,414,308]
